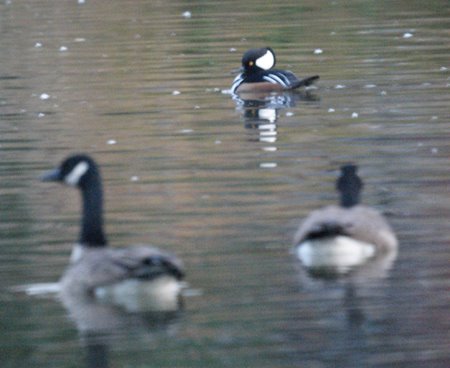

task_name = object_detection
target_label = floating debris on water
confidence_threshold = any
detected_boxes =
[40,93,50,100]
[107,139,117,145]
[34,42,42,48]
[260,163,277,169]
[335,84,346,89]
[403,32,413,38]
[351,112,359,118]
[440,66,448,71]
[59,46,68,52]
[172,90,181,95]
[182,11,192,18]
[12,282,60,296]
[38,113,45,118]
[328,108,335,113]
[314,48,323,55]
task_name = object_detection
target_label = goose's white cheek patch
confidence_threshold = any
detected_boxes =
[65,161,89,186]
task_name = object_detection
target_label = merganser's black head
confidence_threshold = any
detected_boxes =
[241,47,276,73]
[336,164,363,208]
[41,154,99,189]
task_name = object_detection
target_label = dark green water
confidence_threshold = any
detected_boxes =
[1,0,449,367]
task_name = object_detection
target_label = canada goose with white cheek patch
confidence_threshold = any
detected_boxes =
[294,165,398,276]
[41,154,185,312]
[231,47,319,94]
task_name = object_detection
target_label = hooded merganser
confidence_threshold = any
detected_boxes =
[231,47,319,94]
[294,165,397,276]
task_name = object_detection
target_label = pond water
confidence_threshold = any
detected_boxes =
[1,0,449,367]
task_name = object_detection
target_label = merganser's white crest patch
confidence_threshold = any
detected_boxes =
[255,49,275,70]
[65,161,89,186]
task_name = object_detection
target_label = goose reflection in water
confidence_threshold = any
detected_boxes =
[293,166,399,364]
[294,165,398,336]
[63,289,182,368]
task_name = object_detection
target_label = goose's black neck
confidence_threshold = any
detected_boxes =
[337,165,363,208]
[79,170,107,247]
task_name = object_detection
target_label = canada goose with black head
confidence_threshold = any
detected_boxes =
[41,154,185,312]
[294,165,397,275]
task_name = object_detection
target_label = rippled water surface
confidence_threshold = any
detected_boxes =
[1,0,449,367]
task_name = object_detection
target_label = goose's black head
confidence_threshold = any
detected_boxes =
[336,164,363,208]
[41,154,99,189]
[241,47,276,73]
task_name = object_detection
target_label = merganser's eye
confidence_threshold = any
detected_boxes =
[249,61,254,66]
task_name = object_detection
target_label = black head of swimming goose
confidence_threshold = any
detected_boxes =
[42,154,107,247]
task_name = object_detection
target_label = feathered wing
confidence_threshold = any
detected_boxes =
[294,205,397,251]
[294,206,351,245]
[63,245,184,291]
[265,70,319,89]
[231,73,244,94]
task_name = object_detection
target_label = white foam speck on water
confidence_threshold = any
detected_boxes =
[107,139,117,145]
[40,93,50,100]
[351,112,359,118]
[260,162,277,169]
[12,283,60,296]
[313,49,323,55]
